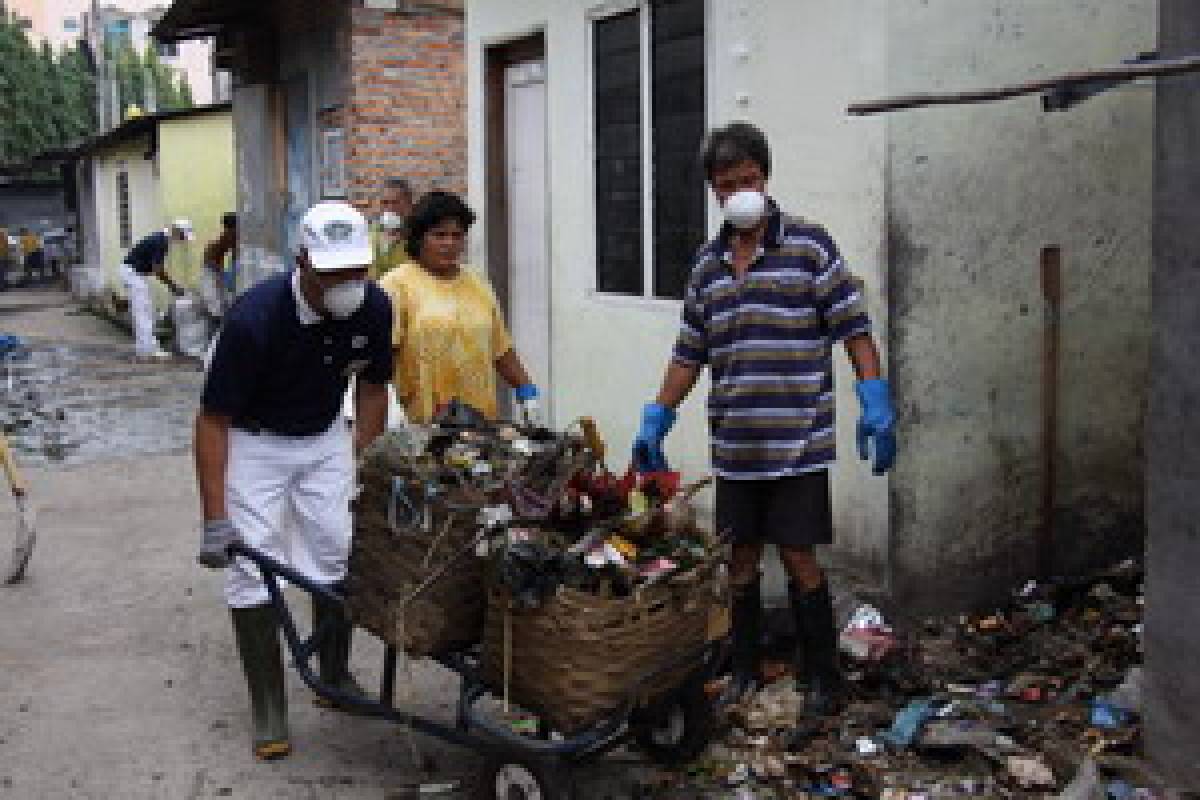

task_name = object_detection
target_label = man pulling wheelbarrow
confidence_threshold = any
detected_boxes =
[193,201,393,759]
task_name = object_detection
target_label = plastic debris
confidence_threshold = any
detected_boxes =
[1090,700,1132,729]
[840,625,899,662]
[417,782,460,795]
[633,559,1155,800]
[1007,755,1056,788]
[883,698,937,749]
[856,736,883,756]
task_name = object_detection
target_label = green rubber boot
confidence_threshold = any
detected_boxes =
[311,591,369,711]
[230,605,291,760]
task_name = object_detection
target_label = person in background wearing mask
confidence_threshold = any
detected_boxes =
[377,191,541,425]
[193,201,392,760]
[121,220,192,360]
[632,122,897,731]
[370,176,414,280]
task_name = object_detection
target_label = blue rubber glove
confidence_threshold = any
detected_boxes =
[632,403,677,473]
[855,379,896,475]
[514,384,540,426]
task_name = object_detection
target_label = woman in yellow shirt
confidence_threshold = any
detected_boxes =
[377,191,540,424]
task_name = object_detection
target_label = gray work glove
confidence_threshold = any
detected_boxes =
[197,519,238,569]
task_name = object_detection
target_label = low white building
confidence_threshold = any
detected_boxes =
[465,0,1156,612]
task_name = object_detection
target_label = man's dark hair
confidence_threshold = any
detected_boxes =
[385,177,412,193]
[406,191,476,258]
[221,212,237,230]
[700,121,771,182]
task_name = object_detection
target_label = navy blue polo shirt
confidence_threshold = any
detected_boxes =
[124,231,169,275]
[201,271,393,436]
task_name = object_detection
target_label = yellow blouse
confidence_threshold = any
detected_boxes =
[377,262,514,423]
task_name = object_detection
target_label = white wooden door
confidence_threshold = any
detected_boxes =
[504,61,552,424]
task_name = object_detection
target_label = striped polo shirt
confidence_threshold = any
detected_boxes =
[672,205,871,480]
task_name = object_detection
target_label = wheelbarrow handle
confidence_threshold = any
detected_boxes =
[226,541,344,606]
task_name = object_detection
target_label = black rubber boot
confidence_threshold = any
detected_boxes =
[791,580,844,717]
[311,590,368,711]
[726,576,763,702]
[230,605,291,760]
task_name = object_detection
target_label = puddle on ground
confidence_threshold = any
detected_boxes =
[1,341,204,468]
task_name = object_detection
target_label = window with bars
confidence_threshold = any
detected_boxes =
[117,172,131,249]
[593,0,706,300]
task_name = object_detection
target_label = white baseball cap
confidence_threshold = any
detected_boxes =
[170,218,195,240]
[299,201,372,271]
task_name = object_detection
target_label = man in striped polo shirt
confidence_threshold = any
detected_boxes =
[634,122,896,719]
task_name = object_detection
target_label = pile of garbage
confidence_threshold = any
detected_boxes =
[383,402,722,608]
[356,402,724,622]
[640,560,1156,799]
[492,468,718,609]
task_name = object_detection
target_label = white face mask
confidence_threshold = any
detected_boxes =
[723,190,768,230]
[323,279,367,319]
[378,211,405,232]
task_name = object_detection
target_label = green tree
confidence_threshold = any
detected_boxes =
[0,6,96,166]
[110,40,145,117]
[58,44,97,143]
[110,43,194,117]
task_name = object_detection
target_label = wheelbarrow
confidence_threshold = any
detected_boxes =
[230,540,731,800]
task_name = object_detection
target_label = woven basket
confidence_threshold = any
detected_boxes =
[346,437,488,658]
[481,551,726,733]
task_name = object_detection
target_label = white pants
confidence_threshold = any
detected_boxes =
[225,421,354,608]
[119,264,159,356]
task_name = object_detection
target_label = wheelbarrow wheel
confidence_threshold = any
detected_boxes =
[631,675,716,766]
[475,751,576,800]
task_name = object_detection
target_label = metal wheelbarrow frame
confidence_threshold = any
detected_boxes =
[230,540,730,800]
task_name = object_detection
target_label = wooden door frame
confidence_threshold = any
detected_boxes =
[484,32,546,316]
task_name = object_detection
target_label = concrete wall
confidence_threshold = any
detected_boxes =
[466,1,890,578]
[1145,1,1200,788]
[90,137,158,292]
[884,1,1155,612]
[83,111,234,307]
[157,112,236,288]
[230,83,287,288]
[228,3,349,289]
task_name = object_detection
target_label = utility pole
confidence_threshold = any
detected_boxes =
[89,0,113,130]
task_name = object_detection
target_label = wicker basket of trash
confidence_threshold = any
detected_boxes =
[347,406,605,659]
[481,480,727,734]
[347,429,491,658]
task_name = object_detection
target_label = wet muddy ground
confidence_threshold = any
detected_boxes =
[2,340,202,467]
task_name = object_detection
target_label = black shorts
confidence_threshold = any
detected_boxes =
[715,472,833,549]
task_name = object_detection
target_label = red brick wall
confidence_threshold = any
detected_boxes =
[347,5,466,216]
